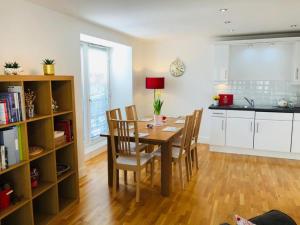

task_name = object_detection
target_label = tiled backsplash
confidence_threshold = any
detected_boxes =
[214,80,300,106]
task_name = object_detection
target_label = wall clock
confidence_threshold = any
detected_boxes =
[170,58,185,77]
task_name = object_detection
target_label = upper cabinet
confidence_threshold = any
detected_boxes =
[292,41,300,83]
[214,38,300,82]
[214,44,229,81]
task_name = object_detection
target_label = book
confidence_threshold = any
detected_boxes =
[0,145,7,170]
[0,127,20,166]
[8,86,25,121]
[55,120,72,142]
[0,101,8,125]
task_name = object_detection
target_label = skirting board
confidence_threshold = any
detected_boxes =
[210,145,300,160]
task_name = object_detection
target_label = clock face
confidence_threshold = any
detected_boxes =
[170,58,185,77]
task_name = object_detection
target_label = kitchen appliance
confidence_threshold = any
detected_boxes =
[219,94,233,106]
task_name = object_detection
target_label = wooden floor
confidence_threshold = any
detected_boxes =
[52,144,300,225]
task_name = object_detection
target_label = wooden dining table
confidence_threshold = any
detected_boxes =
[100,117,184,196]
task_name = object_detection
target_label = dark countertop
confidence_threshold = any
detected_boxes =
[209,105,300,113]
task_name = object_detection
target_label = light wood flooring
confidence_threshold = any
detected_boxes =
[52,144,300,225]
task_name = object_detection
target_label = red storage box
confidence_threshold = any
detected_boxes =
[219,94,233,106]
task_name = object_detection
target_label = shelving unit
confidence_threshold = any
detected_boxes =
[0,76,79,225]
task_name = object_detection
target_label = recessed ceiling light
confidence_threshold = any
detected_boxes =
[224,21,231,24]
[291,24,297,28]
[219,8,228,13]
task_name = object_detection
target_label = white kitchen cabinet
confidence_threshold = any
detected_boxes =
[291,114,300,153]
[254,119,292,152]
[226,118,254,149]
[214,44,229,81]
[292,41,300,82]
[210,116,226,146]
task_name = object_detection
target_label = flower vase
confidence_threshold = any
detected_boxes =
[154,114,162,126]
[27,105,35,118]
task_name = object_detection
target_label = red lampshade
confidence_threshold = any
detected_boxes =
[145,77,165,89]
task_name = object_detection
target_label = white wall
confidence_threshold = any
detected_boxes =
[0,0,135,177]
[133,37,215,143]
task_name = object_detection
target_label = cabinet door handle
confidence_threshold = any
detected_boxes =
[256,123,259,133]
[296,68,299,80]
[250,122,253,132]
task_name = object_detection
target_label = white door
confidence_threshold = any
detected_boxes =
[254,120,292,152]
[81,42,110,149]
[226,118,254,148]
[214,45,229,81]
[210,117,226,146]
[291,121,300,153]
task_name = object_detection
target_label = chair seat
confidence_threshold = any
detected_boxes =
[153,147,185,159]
[117,152,153,166]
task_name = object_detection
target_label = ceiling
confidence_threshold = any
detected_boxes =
[27,0,300,39]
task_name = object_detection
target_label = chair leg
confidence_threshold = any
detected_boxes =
[185,157,190,182]
[194,146,199,170]
[178,160,184,190]
[136,170,141,202]
[113,167,117,197]
[188,152,193,177]
[150,159,154,187]
[134,172,136,183]
[124,170,127,185]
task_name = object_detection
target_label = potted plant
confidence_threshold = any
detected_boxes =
[153,98,164,126]
[42,59,55,76]
[212,95,220,106]
[3,62,22,75]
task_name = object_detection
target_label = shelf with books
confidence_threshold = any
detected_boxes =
[33,186,58,225]
[0,201,33,225]
[58,174,77,212]
[0,121,25,130]
[0,160,27,176]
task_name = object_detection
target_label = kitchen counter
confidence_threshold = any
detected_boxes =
[209,105,300,113]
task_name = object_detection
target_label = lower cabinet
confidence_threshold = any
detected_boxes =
[292,121,300,153]
[210,116,226,146]
[254,119,292,152]
[226,118,254,148]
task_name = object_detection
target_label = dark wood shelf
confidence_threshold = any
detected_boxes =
[0,121,25,129]
[53,111,73,117]
[57,170,75,183]
[59,197,76,212]
[29,150,54,162]
[34,212,56,225]
[0,198,29,220]
[0,160,27,175]
[32,181,55,199]
[55,141,74,151]
[26,114,52,123]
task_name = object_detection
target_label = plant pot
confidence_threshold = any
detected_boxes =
[154,114,163,126]
[43,64,55,76]
[4,67,22,75]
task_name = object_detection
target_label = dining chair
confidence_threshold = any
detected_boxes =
[190,109,203,170]
[108,119,154,202]
[153,114,195,189]
[125,105,138,121]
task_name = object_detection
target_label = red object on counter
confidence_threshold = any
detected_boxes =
[0,189,12,209]
[219,94,233,106]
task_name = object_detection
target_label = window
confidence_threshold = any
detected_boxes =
[80,42,110,147]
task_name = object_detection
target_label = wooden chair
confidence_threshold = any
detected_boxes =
[108,119,154,202]
[153,114,195,189]
[190,109,203,170]
[125,105,138,121]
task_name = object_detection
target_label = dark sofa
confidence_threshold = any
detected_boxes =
[220,210,297,225]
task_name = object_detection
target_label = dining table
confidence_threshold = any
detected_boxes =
[100,117,185,197]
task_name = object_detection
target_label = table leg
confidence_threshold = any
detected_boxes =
[107,136,119,188]
[107,137,113,187]
[161,140,172,196]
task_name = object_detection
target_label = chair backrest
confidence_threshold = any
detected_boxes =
[179,114,195,157]
[192,109,203,141]
[108,119,142,164]
[106,108,122,129]
[125,105,138,120]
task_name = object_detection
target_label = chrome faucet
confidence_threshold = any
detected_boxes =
[244,97,255,108]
